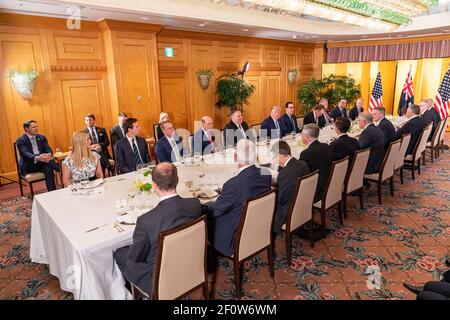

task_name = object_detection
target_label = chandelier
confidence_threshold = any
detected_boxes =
[211,0,440,31]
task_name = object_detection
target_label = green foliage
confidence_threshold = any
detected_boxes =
[6,69,38,81]
[141,183,152,192]
[196,68,214,79]
[296,74,360,114]
[215,74,255,112]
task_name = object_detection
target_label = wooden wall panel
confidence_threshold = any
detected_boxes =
[159,76,188,130]
[243,74,263,125]
[265,73,282,113]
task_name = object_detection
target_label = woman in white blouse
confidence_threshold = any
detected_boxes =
[62,131,103,186]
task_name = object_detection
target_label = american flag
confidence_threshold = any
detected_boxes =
[433,68,450,119]
[369,72,383,112]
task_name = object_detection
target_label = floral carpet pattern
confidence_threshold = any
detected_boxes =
[0,148,449,300]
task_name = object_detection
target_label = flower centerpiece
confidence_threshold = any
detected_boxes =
[132,168,153,192]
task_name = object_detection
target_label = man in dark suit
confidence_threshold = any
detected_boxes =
[394,104,425,155]
[349,98,364,121]
[113,163,202,296]
[299,124,333,202]
[420,99,441,141]
[193,116,218,155]
[330,98,349,121]
[223,110,254,148]
[357,112,385,174]
[280,101,300,134]
[260,105,285,140]
[206,140,271,256]
[16,120,60,191]
[271,141,309,234]
[115,117,151,174]
[154,121,184,163]
[110,112,128,147]
[83,113,112,173]
[303,104,327,129]
[330,117,359,161]
[372,106,396,150]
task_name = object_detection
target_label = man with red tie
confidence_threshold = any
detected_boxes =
[193,115,218,155]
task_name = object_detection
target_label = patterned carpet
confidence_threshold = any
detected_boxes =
[0,145,449,300]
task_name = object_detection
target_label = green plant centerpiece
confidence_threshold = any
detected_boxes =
[196,68,214,90]
[132,168,153,192]
[215,73,255,112]
[7,68,38,100]
[297,74,360,115]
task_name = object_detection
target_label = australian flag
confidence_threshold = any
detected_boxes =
[398,67,414,116]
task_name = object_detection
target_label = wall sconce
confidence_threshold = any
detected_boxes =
[196,68,214,90]
[287,68,298,85]
[7,69,38,101]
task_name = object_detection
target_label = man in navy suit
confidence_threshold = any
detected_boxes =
[223,110,255,148]
[394,104,425,155]
[303,104,327,129]
[349,98,364,121]
[110,112,128,147]
[114,163,202,296]
[206,139,272,256]
[372,106,396,150]
[330,117,359,162]
[154,121,184,163]
[330,98,349,121]
[16,120,59,191]
[280,101,300,135]
[420,99,441,141]
[115,117,151,174]
[357,112,385,174]
[83,113,112,173]
[193,116,217,155]
[260,105,285,140]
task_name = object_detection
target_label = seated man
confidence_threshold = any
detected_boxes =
[303,104,326,129]
[110,112,128,147]
[330,117,359,162]
[349,98,364,121]
[372,106,396,150]
[206,140,271,256]
[394,104,425,156]
[113,163,202,296]
[299,124,333,202]
[115,117,151,174]
[271,141,310,234]
[330,98,349,121]
[357,112,385,174]
[420,99,440,141]
[83,113,112,173]
[16,120,60,191]
[260,105,285,140]
[154,121,184,163]
[193,116,218,155]
[223,110,254,148]
[280,101,300,134]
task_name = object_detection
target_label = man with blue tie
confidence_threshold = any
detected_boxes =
[16,120,60,191]
[154,121,184,163]
[280,101,300,134]
[115,118,151,174]
[260,105,285,139]
[330,98,349,121]
[193,116,217,155]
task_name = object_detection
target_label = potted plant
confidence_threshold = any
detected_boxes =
[297,74,360,115]
[196,68,214,90]
[287,68,298,85]
[7,68,38,101]
[215,74,255,112]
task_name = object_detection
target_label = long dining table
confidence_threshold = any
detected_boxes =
[29,123,369,300]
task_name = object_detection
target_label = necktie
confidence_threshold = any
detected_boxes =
[120,126,125,137]
[170,139,182,162]
[30,136,39,155]
[274,119,279,130]
[290,116,296,132]
[132,138,142,166]
[90,128,98,144]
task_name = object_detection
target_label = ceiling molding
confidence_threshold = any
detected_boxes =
[327,33,450,47]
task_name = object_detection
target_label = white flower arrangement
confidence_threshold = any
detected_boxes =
[132,169,153,192]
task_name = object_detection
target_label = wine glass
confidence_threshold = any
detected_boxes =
[193,151,201,164]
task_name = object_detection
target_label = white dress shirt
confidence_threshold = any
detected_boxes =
[159,193,178,202]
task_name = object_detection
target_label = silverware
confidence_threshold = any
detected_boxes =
[85,223,109,233]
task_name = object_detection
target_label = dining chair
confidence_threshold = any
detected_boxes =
[437,117,449,154]
[404,124,432,180]
[130,215,208,300]
[394,133,411,185]
[425,119,444,163]
[153,123,160,141]
[251,123,261,140]
[364,139,401,204]
[296,117,304,131]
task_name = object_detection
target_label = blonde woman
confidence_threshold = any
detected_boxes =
[62,131,103,186]
[156,112,170,140]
